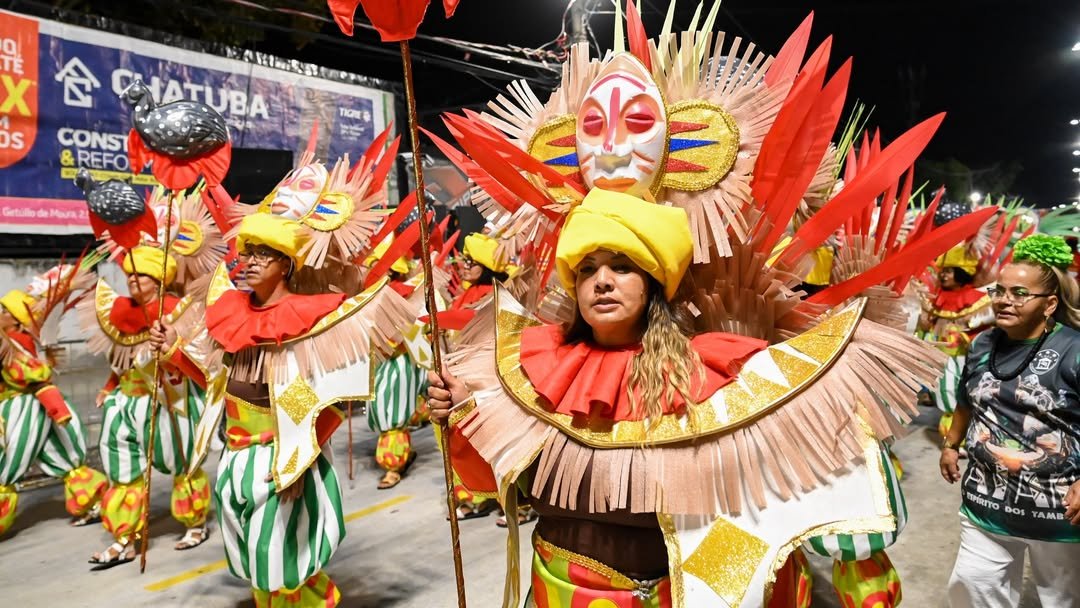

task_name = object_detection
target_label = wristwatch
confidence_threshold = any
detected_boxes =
[942,437,961,450]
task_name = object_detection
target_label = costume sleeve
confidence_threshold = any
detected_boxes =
[102,372,120,393]
[165,345,208,390]
[433,405,499,496]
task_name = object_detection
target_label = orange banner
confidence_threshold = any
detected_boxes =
[0,12,38,168]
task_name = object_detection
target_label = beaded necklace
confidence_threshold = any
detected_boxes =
[988,323,1052,381]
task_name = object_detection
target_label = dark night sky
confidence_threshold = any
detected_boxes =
[51,0,1080,207]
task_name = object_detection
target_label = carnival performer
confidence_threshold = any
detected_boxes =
[942,234,1080,608]
[183,128,416,607]
[79,244,213,568]
[362,237,427,489]
[0,272,107,536]
[415,1,1010,602]
[922,238,994,436]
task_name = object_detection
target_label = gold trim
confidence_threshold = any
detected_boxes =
[93,279,192,347]
[533,531,638,590]
[448,397,477,427]
[658,514,686,608]
[661,99,741,193]
[493,287,868,447]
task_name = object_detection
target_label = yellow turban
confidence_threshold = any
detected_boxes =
[363,234,410,275]
[805,246,836,287]
[556,189,692,301]
[936,245,978,276]
[236,213,307,265]
[463,233,510,274]
[0,290,35,327]
[122,246,177,286]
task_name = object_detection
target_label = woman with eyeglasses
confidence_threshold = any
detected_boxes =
[168,212,415,607]
[941,234,1080,607]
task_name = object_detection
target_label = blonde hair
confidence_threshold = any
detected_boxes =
[565,281,704,427]
[1015,261,1080,330]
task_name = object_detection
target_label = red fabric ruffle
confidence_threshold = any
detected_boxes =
[109,296,180,335]
[390,280,415,299]
[206,290,346,352]
[519,324,766,422]
[6,329,36,355]
[933,286,987,313]
[450,284,492,311]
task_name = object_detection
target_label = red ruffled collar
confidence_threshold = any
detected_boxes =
[519,324,766,422]
[109,296,179,335]
[450,284,492,310]
[206,290,346,352]
[5,329,35,355]
[933,286,987,313]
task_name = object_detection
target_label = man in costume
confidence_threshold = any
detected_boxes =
[183,133,417,607]
[0,274,107,535]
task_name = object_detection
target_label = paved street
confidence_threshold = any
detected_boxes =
[5,403,1041,607]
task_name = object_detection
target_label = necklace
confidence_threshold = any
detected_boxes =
[988,326,1051,381]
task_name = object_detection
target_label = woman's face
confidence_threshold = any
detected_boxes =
[0,309,17,331]
[575,250,649,344]
[126,273,160,307]
[241,246,290,292]
[940,267,958,290]
[992,264,1057,334]
[460,258,484,283]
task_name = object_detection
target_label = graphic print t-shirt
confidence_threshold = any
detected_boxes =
[958,324,1080,542]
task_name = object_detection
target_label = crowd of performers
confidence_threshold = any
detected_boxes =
[2,4,1080,608]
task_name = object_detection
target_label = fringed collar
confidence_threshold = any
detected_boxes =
[518,323,766,422]
[109,296,180,335]
[451,284,492,310]
[206,290,346,353]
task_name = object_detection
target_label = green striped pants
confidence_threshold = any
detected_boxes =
[216,443,345,593]
[0,392,91,485]
[369,352,427,434]
[803,446,907,561]
[933,354,965,414]
[98,383,205,484]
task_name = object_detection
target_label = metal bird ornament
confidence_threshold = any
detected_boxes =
[121,79,232,190]
[74,168,157,248]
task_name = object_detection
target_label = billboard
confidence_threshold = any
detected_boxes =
[0,10,397,234]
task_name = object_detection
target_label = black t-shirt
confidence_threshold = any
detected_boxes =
[957,324,1080,541]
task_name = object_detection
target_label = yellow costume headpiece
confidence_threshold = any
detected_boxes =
[363,234,410,275]
[122,245,178,286]
[463,233,510,274]
[0,290,35,327]
[236,214,308,265]
[936,245,978,276]
[556,189,692,301]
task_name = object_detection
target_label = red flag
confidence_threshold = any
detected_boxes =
[328,0,459,41]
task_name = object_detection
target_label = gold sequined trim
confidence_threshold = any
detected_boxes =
[932,295,992,320]
[533,531,638,590]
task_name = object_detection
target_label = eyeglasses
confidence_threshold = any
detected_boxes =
[238,247,285,265]
[459,258,478,268]
[986,286,1052,304]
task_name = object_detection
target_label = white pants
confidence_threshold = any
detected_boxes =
[948,516,1080,608]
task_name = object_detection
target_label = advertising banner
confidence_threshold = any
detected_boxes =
[0,10,396,234]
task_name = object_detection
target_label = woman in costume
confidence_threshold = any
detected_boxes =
[0,267,107,536]
[180,131,415,607]
[942,235,1080,608]
[80,188,225,567]
[80,245,213,567]
[922,237,994,436]
[421,3,1001,604]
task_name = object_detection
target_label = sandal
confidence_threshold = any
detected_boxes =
[449,498,498,521]
[377,451,417,490]
[175,526,210,551]
[89,540,137,571]
[496,507,538,528]
[70,503,101,527]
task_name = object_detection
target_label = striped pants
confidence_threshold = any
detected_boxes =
[369,353,427,472]
[98,384,210,540]
[802,446,906,607]
[216,444,344,607]
[0,392,105,535]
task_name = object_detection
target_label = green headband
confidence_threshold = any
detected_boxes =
[1013,234,1073,270]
